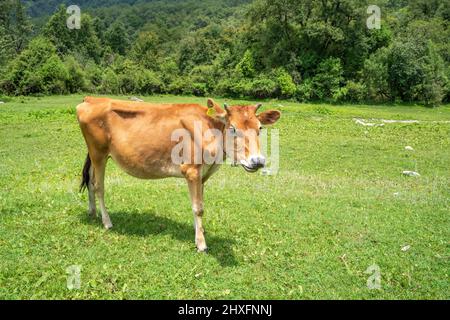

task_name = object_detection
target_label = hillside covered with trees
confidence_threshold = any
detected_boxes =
[0,0,449,106]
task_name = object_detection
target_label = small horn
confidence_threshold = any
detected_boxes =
[224,103,229,111]
[256,103,263,111]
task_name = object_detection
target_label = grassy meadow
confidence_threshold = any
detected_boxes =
[0,95,449,299]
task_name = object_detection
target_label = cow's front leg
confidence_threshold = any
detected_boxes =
[184,166,208,253]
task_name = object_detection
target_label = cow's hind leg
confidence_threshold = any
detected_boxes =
[82,154,97,218]
[88,165,97,218]
[91,155,113,230]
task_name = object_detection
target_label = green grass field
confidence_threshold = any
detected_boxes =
[0,95,449,300]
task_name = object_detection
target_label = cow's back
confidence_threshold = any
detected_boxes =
[76,97,211,179]
[77,97,208,127]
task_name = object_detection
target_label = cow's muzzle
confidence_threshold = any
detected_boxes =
[241,156,266,173]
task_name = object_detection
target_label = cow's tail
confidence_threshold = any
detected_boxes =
[80,154,91,192]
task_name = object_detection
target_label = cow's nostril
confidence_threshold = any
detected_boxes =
[249,156,266,168]
[260,157,266,166]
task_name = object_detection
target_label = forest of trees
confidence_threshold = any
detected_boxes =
[0,0,449,106]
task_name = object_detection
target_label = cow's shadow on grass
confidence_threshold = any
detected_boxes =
[81,211,238,267]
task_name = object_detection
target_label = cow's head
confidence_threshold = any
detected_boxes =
[207,99,281,173]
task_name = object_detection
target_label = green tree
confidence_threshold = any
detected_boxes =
[249,74,278,99]
[245,0,376,76]
[100,69,119,94]
[386,39,424,102]
[415,41,448,106]
[40,55,69,94]
[275,68,297,98]
[12,0,32,53]
[106,22,130,56]
[64,55,87,93]
[0,0,32,68]
[178,24,226,72]
[408,0,450,19]
[1,37,68,95]
[0,26,13,72]
[311,58,344,100]
[131,31,161,70]
[236,50,256,78]
[43,5,102,62]
[362,48,390,101]
[85,61,102,92]
[1,0,448,105]
[140,69,164,94]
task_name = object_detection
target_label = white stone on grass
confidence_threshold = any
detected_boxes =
[353,118,384,127]
[401,245,411,252]
[403,171,421,177]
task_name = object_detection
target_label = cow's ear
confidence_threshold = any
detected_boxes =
[207,98,227,123]
[258,110,281,125]
[207,98,218,109]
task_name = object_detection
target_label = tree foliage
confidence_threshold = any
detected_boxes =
[0,0,449,106]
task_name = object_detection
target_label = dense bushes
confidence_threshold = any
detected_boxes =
[416,42,449,107]
[249,75,278,99]
[275,68,297,99]
[1,33,448,104]
[358,38,449,106]
[0,0,449,106]
[64,56,87,93]
[1,37,68,95]
[100,69,120,94]
[311,58,344,101]
[362,48,390,102]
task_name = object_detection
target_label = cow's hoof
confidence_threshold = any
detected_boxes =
[197,247,208,254]
[104,223,113,230]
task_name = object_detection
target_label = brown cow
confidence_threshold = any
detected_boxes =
[77,97,281,252]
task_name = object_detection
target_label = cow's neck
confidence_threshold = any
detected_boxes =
[209,118,229,164]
